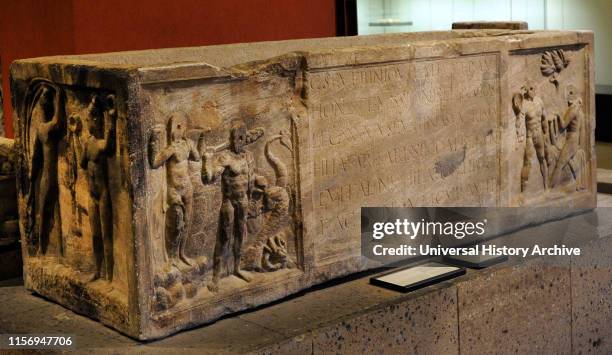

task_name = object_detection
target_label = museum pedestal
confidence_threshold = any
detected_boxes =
[1,208,610,354]
[597,168,612,193]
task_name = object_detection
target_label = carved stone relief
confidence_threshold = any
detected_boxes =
[13,71,132,331]
[549,85,587,189]
[22,80,64,256]
[540,49,570,88]
[20,82,125,271]
[78,94,117,281]
[11,30,596,339]
[512,84,550,191]
[242,129,296,272]
[149,112,203,268]
[513,48,588,196]
[201,121,265,291]
[146,103,300,310]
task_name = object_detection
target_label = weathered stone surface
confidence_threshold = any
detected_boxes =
[457,258,572,354]
[9,29,597,339]
[1,217,610,352]
[247,335,312,355]
[311,286,458,354]
[597,168,612,193]
[571,235,612,354]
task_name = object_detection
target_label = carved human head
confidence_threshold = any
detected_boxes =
[68,114,82,135]
[167,112,187,142]
[565,85,581,106]
[230,121,247,153]
[39,85,56,121]
[87,94,105,134]
[522,82,537,100]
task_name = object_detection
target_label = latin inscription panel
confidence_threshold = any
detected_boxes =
[308,54,501,264]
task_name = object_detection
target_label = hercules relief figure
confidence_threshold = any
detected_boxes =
[78,94,117,281]
[513,84,550,192]
[201,121,264,292]
[550,86,584,187]
[149,112,203,267]
[25,82,64,255]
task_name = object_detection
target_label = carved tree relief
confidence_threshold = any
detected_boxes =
[541,49,570,88]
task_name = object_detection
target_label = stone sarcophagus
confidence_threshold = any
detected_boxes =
[10,29,596,339]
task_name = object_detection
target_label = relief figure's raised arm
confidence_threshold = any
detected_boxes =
[201,150,226,184]
[96,95,117,156]
[149,128,174,169]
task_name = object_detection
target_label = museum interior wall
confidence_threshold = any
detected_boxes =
[0,0,336,137]
[357,0,612,86]
[356,0,612,151]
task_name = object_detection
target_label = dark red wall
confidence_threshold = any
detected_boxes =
[0,0,75,137]
[0,0,336,136]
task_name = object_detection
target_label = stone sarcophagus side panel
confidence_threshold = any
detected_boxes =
[10,69,136,333]
[10,30,596,339]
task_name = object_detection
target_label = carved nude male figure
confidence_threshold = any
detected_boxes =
[550,87,583,187]
[201,121,264,292]
[149,112,202,267]
[28,84,63,255]
[78,94,117,281]
[513,84,550,192]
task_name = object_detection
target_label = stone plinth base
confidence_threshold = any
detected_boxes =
[1,209,610,354]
